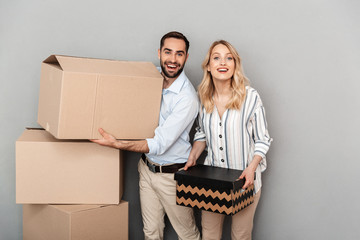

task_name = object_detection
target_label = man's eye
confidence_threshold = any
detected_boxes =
[177,53,183,57]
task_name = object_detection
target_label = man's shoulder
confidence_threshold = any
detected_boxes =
[177,79,198,103]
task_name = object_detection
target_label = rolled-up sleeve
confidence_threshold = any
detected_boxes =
[194,106,206,142]
[251,95,272,171]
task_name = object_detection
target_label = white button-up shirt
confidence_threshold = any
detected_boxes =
[146,69,199,165]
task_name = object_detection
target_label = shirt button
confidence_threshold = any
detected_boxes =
[220,147,223,151]
[219,134,222,138]
[219,122,222,126]
[221,159,225,162]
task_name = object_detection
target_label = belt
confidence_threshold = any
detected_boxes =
[141,154,185,173]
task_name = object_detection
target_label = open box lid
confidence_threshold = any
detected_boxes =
[43,55,162,77]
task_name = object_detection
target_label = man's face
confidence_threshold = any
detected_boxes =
[158,38,188,80]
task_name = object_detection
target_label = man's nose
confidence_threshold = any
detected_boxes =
[170,53,178,63]
[170,53,177,62]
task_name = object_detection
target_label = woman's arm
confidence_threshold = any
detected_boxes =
[184,141,206,170]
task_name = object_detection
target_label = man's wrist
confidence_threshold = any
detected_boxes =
[113,140,122,149]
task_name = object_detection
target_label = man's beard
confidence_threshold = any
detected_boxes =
[160,60,185,79]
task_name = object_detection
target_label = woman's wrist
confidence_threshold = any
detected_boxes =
[248,155,262,171]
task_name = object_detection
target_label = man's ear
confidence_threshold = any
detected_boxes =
[158,49,161,59]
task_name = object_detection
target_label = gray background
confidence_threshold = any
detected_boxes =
[1,0,359,239]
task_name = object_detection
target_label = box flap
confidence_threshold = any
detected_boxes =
[43,55,59,64]
[43,55,63,70]
[46,55,162,77]
[51,203,126,214]
[17,128,90,143]
[17,129,88,143]
[51,204,107,214]
[17,129,58,142]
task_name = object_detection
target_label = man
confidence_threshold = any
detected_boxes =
[91,31,200,240]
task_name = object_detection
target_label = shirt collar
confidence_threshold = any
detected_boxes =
[157,67,186,94]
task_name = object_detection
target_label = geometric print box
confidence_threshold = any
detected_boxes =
[174,164,254,215]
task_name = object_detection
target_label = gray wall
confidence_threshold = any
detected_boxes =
[1,0,359,239]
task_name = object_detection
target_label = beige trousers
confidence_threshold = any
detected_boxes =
[138,158,201,240]
[201,189,261,240]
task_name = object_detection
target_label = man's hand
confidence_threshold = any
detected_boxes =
[90,128,149,153]
[90,128,118,148]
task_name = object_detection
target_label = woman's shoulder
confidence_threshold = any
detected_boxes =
[245,86,260,97]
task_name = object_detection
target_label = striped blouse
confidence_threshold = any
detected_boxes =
[194,86,272,193]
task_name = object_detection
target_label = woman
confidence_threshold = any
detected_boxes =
[184,40,272,240]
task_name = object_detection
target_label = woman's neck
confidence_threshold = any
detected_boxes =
[213,78,232,99]
[213,78,232,118]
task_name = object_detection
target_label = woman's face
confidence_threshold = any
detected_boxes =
[207,44,235,82]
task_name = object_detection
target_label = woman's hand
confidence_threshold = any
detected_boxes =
[238,155,262,189]
[184,141,206,171]
[184,156,197,170]
[238,167,256,190]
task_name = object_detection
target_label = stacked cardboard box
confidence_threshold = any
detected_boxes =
[16,55,163,240]
[23,202,129,240]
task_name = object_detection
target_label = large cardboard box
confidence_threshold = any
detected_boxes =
[16,129,123,204]
[23,201,128,240]
[175,165,255,215]
[37,55,163,139]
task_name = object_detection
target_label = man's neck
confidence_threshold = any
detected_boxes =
[162,74,177,89]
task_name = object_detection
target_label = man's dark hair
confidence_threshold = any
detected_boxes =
[160,31,190,53]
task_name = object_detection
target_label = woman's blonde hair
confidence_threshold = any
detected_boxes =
[198,40,250,112]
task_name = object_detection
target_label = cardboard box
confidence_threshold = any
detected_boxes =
[23,201,128,240]
[37,55,163,139]
[16,129,123,204]
[175,165,254,215]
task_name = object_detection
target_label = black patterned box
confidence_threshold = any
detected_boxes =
[174,164,254,215]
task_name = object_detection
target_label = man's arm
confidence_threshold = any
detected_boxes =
[147,95,199,155]
[90,128,149,153]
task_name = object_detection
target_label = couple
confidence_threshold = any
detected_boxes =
[91,31,272,240]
